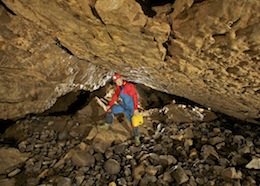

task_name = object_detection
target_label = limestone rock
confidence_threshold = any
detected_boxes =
[133,165,145,180]
[71,150,95,167]
[93,130,116,153]
[0,147,29,175]
[95,0,147,26]
[56,177,72,186]
[85,127,98,141]
[171,165,189,185]
[246,158,260,169]
[221,167,242,180]
[104,159,121,175]
[0,0,260,125]
[201,145,219,160]
[0,178,16,186]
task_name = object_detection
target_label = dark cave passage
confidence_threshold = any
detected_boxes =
[42,82,208,116]
[136,0,175,17]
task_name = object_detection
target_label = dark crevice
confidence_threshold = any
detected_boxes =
[136,0,175,17]
[149,0,175,6]
[212,33,226,37]
[90,6,105,25]
[41,90,91,116]
[193,0,205,4]
[0,119,16,134]
[136,83,207,110]
[136,0,156,17]
[54,38,74,55]
[229,17,241,28]
[0,0,16,15]
[40,81,210,117]
[163,40,172,58]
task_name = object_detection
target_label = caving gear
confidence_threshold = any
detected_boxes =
[113,73,122,82]
[105,80,140,137]
[97,123,110,130]
[108,80,138,110]
[134,136,141,146]
[131,113,144,127]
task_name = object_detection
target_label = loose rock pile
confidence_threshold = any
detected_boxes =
[0,101,259,186]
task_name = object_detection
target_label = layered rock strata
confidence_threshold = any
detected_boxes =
[0,0,259,123]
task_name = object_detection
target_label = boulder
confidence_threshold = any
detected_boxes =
[104,159,121,175]
[0,147,29,175]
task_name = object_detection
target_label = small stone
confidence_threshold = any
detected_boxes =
[184,128,194,138]
[8,168,21,177]
[18,141,27,152]
[114,144,127,155]
[118,178,127,185]
[57,177,71,186]
[163,171,173,183]
[69,131,79,138]
[221,167,242,180]
[145,165,157,175]
[196,177,204,185]
[133,165,145,180]
[124,167,131,177]
[94,152,104,161]
[189,148,198,159]
[171,165,189,184]
[109,181,117,186]
[104,159,121,175]
[26,177,40,186]
[0,178,16,186]
[246,158,260,169]
[85,127,98,141]
[75,176,85,185]
[209,137,225,145]
[71,150,95,167]
[126,155,133,159]
[201,145,219,160]
[143,173,157,183]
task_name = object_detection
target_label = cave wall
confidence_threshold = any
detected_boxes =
[0,0,259,123]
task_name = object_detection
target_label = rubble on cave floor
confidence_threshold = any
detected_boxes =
[0,97,259,186]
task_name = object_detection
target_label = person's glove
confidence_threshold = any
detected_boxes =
[106,105,112,113]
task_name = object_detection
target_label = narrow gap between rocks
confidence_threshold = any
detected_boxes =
[54,38,74,56]
[0,0,16,15]
[136,0,175,17]
[41,82,208,116]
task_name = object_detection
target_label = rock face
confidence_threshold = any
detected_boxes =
[0,0,259,123]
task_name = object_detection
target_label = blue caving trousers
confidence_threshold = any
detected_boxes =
[105,104,139,137]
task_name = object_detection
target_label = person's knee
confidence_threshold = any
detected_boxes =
[111,105,117,113]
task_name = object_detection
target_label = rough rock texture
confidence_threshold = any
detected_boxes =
[0,0,259,123]
[1,97,259,185]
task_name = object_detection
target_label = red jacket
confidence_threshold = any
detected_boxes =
[109,81,138,110]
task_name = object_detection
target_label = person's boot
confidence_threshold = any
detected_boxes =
[97,123,110,130]
[134,136,141,146]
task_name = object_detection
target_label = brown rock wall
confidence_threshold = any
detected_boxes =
[0,0,259,123]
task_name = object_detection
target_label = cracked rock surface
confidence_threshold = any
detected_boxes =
[0,0,259,123]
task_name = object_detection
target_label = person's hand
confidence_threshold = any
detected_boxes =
[134,109,139,116]
[106,106,111,113]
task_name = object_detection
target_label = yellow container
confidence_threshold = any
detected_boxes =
[131,114,144,127]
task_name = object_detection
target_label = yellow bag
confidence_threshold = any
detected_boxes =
[131,114,144,127]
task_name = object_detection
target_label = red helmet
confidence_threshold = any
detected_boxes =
[112,73,121,82]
